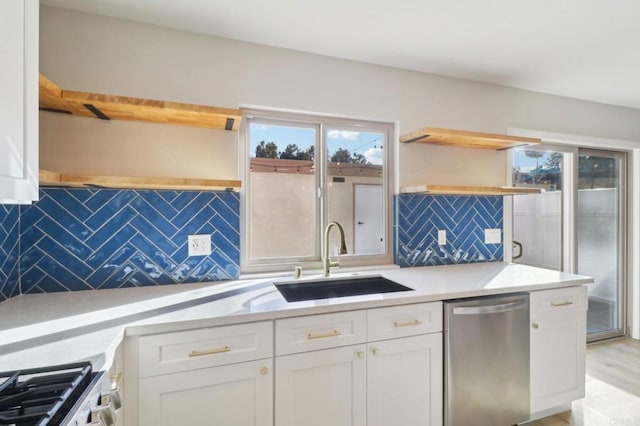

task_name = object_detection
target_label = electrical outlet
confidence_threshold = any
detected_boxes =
[438,230,447,245]
[188,234,212,256]
[484,229,502,244]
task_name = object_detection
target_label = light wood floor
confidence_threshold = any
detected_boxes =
[528,337,640,425]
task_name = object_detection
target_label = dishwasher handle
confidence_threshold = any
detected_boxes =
[452,299,527,315]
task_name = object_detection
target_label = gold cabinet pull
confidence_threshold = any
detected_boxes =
[393,319,423,328]
[550,301,573,307]
[357,351,365,359]
[372,348,380,356]
[532,322,539,329]
[109,372,122,385]
[307,330,341,340]
[260,366,269,376]
[189,345,230,357]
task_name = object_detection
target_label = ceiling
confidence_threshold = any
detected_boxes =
[41,0,640,110]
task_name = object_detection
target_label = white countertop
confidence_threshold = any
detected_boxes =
[0,262,592,372]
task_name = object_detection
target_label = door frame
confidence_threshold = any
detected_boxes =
[507,127,638,340]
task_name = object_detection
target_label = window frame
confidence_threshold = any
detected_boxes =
[239,108,395,275]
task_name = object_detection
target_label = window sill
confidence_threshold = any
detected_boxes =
[239,263,399,281]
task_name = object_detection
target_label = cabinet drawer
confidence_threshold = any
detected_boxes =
[276,310,366,356]
[367,302,442,341]
[138,321,273,377]
[530,286,588,315]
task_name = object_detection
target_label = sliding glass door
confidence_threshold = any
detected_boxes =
[512,147,627,340]
[577,149,626,338]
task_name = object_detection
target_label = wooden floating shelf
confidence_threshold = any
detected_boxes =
[400,184,543,196]
[400,127,541,150]
[39,74,242,131]
[39,169,241,192]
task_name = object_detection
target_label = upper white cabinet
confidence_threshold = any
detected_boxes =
[530,286,587,417]
[0,0,38,204]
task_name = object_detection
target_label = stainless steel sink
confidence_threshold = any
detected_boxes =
[275,275,413,302]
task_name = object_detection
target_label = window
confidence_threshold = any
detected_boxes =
[241,110,394,273]
[512,148,565,270]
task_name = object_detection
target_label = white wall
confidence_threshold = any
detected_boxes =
[39,6,640,185]
[40,113,238,179]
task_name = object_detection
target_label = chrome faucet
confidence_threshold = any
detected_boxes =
[323,221,348,277]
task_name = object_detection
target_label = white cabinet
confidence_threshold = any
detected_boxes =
[123,287,589,424]
[128,321,274,426]
[137,321,273,377]
[275,310,367,426]
[367,334,442,426]
[274,303,443,426]
[139,359,273,426]
[0,0,38,204]
[367,301,442,341]
[276,310,367,356]
[367,302,443,426]
[275,337,443,426]
[276,344,367,426]
[530,286,587,417]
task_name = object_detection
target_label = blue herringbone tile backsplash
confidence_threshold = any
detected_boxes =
[0,205,20,301]
[19,188,240,293]
[396,194,503,267]
[1,188,503,299]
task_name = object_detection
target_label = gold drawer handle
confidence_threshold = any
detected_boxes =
[551,301,574,307]
[393,319,423,328]
[307,330,341,340]
[189,346,230,357]
[532,322,539,329]
[109,372,122,385]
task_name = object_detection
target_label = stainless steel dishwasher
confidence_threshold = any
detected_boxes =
[445,293,530,426]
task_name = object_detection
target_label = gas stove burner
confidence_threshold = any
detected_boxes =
[0,362,93,425]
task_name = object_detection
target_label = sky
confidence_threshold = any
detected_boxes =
[249,123,384,165]
[513,149,555,173]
